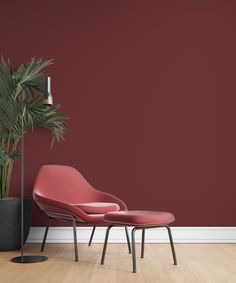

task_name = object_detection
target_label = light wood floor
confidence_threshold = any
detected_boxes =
[0,243,236,283]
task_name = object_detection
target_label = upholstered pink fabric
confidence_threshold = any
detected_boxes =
[33,165,127,224]
[104,210,175,226]
[75,202,120,214]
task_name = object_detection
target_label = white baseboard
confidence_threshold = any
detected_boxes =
[27,227,236,244]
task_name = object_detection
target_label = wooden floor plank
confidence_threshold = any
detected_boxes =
[0,244,236,283]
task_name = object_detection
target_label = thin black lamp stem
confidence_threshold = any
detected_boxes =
[11,87,48,264]
[20,103,24,261]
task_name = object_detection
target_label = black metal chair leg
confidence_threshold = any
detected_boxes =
[141,229,145,258]
[125,226,131,254]
[72,217,79,262]
[131,227,137,273]
[165,225,177,265]
[88,225,96,246]
[41,217,52,252]
[101,225,113,265]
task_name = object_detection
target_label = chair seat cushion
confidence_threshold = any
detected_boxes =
[104,210,175,226]
[75,202,120,214]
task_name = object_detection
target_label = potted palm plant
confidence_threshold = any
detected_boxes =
[0,57,66,250]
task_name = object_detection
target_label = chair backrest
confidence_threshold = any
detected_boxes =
[33,165,99,204]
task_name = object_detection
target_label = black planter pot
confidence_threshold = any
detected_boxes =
[0,198,32,251]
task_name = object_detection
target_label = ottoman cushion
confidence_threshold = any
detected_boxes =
[104,210,175,226]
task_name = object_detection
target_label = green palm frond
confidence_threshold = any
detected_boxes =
[15,58,53,94]
[0,148,20,167]
[0,77,21,134]
[23,101,66,145]
[0,57,66,198]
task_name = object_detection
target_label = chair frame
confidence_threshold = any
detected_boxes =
[101,224,177,273]
[40,210,131,261]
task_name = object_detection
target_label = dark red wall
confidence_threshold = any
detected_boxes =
[1,0,236,226]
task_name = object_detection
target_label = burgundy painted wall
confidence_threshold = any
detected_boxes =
[1,0,236,226]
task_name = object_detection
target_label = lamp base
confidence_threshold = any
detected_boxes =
[11,255,48,264]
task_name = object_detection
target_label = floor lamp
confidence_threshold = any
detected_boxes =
[11,76,53,263]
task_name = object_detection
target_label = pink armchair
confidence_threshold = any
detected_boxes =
[33,165,131,261]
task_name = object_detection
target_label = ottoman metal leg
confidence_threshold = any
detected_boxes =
[72,217,79,262]
[41,217,52,252]
[100,221,177,273]
[165,225,177,265]
[88,225,96,246]
[101,225,114,265]
[131,227,137,273]
[141,229,145,258]
[125,226,131,254]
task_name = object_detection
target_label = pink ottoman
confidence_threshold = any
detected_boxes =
[101,210,177,273]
